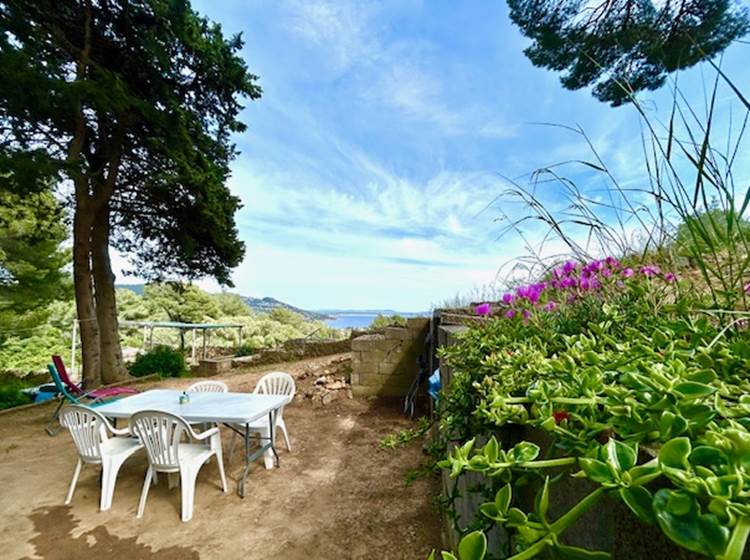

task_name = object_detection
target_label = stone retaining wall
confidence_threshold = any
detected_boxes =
[230,337,351,369]
[350,318,429,397]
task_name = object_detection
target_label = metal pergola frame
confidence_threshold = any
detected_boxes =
[120,320,244,364]
[69,320,245,371]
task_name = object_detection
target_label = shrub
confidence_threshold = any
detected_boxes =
[235,342,256,357]
[0,378,33,410]
[371,314,407,328]
[128,345,186,378]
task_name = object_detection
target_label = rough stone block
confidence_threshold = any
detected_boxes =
[351,334,385,351]
[195,358,233,376]
[384,327,410,340]
[406,317,430,331]
[358,373,388,387]
[354,360,379,376]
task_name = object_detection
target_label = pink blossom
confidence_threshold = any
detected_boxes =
[664,272,677,283]
[622,268,634,278]
[502,293,514,305]
[562,261,577,275]
[640,265,661,277]
[561,276,577,289]
[544,301,557,312]
[605,257,621,269]
[744,283,750,294]
[505,309,517,319]
[475,303,491,317]
[601,268,612,278]
[522,309,531,319]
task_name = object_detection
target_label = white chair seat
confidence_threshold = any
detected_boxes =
[101,436,143,457]
[178,443,214,466]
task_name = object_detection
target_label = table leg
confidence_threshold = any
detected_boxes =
[238,423,252,498]
[269,410,280,467]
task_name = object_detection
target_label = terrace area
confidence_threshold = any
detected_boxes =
[0,354,441,559]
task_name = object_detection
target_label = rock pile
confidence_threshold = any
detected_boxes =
[298,357,353,406]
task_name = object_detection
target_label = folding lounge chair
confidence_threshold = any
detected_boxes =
[45,359,137,436]
[52,355,139,400]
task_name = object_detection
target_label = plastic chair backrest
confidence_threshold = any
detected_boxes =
[253,372,295,420]
[131,410,189,471]
[187,380,228,393]
[60,405,108,461]
[48,364,78,403]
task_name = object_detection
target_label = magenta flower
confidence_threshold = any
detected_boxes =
[605,256,621,269]
[744,282,750,294]
[580,277,591,291]
[522,309,531,319]
[601,268,612,278]
[640,265,661,277]
[502,293,513,305]
[561,276,577,289]
[544,301,557,312]
[562,261,577,275]
[505,309,517,319]
[664,272,677,283]
[475,303,491,317]
[622,268,634,278]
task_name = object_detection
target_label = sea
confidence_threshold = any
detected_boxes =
[324,314,379,329]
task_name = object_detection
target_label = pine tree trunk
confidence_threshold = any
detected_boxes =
[92,203,128,384]
[72,201,101,387]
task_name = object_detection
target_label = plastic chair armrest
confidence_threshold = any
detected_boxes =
[190,426,219,441]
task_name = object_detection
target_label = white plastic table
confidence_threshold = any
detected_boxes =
[95,389,288,497]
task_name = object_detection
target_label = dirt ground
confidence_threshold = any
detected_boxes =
[0,354,443,559]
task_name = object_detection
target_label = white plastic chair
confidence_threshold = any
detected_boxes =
[187,380,228,393]
[131,410,227,522]
[229,372,295,469]
[60,404,144,511]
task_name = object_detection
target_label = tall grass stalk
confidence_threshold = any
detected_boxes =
[496,63,750,314]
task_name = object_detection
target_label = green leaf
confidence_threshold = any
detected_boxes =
[495,483,512,514]
[689,445,728,471]
[483,436,499,464]
[457,531,487,560]
[606,439,637,472]
[507,507,528,526]
[511,441,540,463]
[619,487,655,524]
[659,411,688,438]
[441,553,458,560]
[479,502,502,521]
[653,489,730,557]
[659,438,692,470]
[626,462,662,486]
[579,458,615,484]
[673,381,716,399]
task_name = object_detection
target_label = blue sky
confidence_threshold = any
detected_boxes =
[116,0,750,311]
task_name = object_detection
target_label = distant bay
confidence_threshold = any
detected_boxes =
[324,314,379,329]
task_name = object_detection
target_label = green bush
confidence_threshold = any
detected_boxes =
[0,378,34,410]
[235,342,256,357]
[128,345,186,378]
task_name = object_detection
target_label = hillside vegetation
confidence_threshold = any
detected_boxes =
[0,283,339,377]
